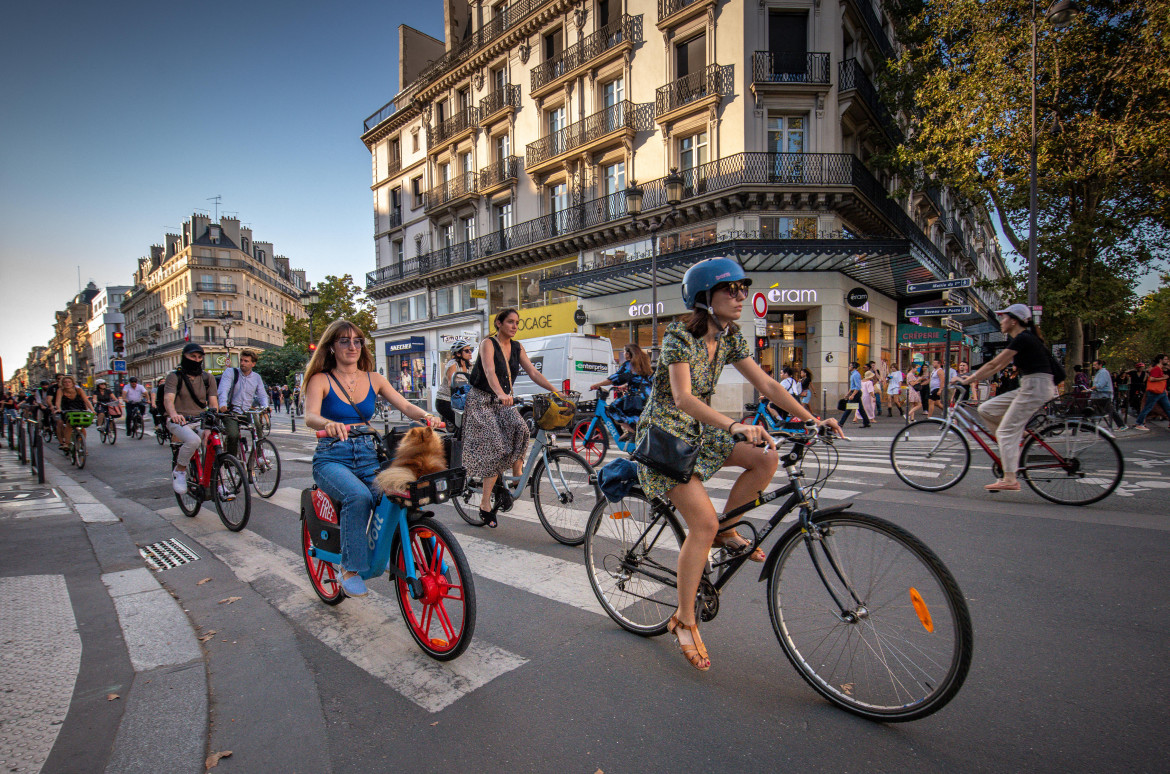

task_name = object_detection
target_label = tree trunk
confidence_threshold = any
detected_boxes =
[1066,316,1084,374]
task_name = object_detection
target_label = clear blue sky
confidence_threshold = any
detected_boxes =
[0,0,443,379]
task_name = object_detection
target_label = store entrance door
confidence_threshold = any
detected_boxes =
[759,311,808,377]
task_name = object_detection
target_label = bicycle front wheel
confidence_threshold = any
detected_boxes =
[1021,421,1124,505]
[250,438,281,498]
[392,516,476,661]
[74,434,87,469]
[890,419,971,491]
[134,416,145,439]
[213,454,251,531]
[108,420,116,445]
[570,419,608,467]
[533,449,596,546]
[584,491,684,635]
[768,511,973,722]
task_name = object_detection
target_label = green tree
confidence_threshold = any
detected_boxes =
[283,274,376,350]
[1100,275,1170,367]
[254,343,309,389]
[886,0,1170,366]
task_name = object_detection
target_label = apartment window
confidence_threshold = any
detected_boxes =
[390,187,401,217]
[391,293,427,325]
[460,152,472,175]
[599,0,615,27]
[411,129,420,152]
[550,182,571,234]
[679,131,709,195]
[436,282,476,316]
[412,176,424,208]
[393,240,404,264]
[768,114,806,153]
[495,133,510,162]
[457,87,470,112]
[492,66,507,93]
[603,161,626,197]
[494,200,513,233]
[603,77,625,130]
[436,99,448,125]
[459,215,476,243]
[768,10,808,59]
[441,223,455,249]
[201,274,214,286]
[203,300,216,313]
[390,137,401,164]
[547,105,566,155]
[760,216,817,240]
[544,27,563,64]
[675,34,706,80]
[203,326,217,343]
[440,162,451,184]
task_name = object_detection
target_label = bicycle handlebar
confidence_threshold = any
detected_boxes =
[315,419,446,439]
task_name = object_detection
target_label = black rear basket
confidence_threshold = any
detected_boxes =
[386,467,467,508]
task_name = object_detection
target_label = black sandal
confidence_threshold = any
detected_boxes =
[479,508,498,528]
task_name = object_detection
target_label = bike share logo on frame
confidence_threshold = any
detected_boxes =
[313,489,338,524]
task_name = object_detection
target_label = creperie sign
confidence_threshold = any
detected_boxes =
[767,288,818,304]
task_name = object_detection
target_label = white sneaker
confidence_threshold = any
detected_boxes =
[172,470,187,494]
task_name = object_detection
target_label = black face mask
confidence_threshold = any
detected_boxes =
[181,357,203,377]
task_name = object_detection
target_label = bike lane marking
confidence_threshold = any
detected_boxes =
[156,507,526,713]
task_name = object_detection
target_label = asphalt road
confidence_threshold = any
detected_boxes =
[57,413,1170,773]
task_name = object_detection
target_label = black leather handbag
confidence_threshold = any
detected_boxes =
[631,424,702,483]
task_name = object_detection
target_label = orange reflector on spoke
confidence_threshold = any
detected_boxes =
[430,638,449,648]
[609,510,630,520]
[909,587,934,633]
[417,530,434,539]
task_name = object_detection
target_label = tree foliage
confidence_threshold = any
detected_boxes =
[283,274,376,350]
[886,0,1170,364]
[254,343,309,389]
[1100,275,1170,367]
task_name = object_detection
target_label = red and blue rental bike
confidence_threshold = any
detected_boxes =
[301,423,475,661]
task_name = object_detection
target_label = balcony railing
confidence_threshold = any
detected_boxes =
[479,85,521,119]
[424,171,478,210]
[191,310,243,321]
[478,156,521,190]
[526,100,653,167]
[751,52,830,84]
[655,63,734,116]
[847,0,895,59]
[838,59,901,139]
[387,209,403,230]
[658,0,704,22]
[364,100,396,132]
[387,157,402,178]
[531,15,643,91]
[427,106,479,148]
[194,282,237,293]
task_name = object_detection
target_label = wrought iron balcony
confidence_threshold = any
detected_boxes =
[387,209,403,230]
[531,15,643,93]
[427,106,479,148]
[751,51,830,85]
[526,100,653,168]
[479,85,521,121]
[838,59,901,140]
[658,0,708,23]
[194,282,237,294]
[386,157,402,178]
[424,171,478,211]
[478,156,521,191]
[846,0,895,59]
[191,310,243,321]
[364,100,395,132]
[655,63,734,117]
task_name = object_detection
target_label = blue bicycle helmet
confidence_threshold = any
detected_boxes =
[681,257,750,310]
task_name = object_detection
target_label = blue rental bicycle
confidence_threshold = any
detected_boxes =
[742,398,839,490]
[300,424,475,661]
[570,387,636,467]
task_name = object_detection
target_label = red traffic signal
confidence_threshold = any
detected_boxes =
[308,343,317,351]
[754,336,768,350]
[112,330,125,351]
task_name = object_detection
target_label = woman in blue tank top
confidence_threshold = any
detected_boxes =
[305,318,437,598]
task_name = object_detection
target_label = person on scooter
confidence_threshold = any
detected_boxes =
[589,343,652,441]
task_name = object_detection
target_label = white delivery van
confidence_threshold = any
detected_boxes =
[512,333,613,432]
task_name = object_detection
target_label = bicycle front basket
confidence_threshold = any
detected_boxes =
[533,391,579,431]
[65,411,94,428]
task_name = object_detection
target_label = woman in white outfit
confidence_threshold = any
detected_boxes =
[957,304,1055,492]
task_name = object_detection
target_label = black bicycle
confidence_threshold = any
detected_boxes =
[584,429,973,722]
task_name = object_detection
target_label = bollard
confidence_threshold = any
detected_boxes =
[290,412,295,433]
[17,419,27,465]
[33,428,44,484]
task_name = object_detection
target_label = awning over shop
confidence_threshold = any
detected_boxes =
[540,238,938,301]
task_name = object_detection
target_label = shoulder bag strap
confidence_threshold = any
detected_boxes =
[326,371,373,428]
[177,371,208,410]
[492,337,513,396]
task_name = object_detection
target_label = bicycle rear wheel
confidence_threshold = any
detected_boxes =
[108,420,116,445]
[213,454,251,531]
[1021,421,1123,505]
[250,438,281,498]
[74,434,87,469]
[301,517,344,605]
[570,419,608,467]
[451,476,488,525]
[392,516,475,661]
[768,511,973,722]
[889,419,970,491]
[584,492,684,635]
[533,449,596,546]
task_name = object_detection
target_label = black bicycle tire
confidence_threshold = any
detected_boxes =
[213,454,251,531]
[251,438,282,498]
[391,516,476,661]
[175,458,202,517]
[889,419,971,492]
[1020,421,1124,506]
[75,433,87,468]
[584,492,686,636]
[768,511,973,722]
[451,476,490,526]
[532,449,595,546]
[108,419,116,445]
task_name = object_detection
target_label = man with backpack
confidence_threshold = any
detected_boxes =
[163,343,219,494]
[216,349,269,458]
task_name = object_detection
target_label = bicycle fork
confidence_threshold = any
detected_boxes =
[383,504,449,599]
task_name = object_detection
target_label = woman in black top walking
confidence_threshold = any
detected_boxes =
[958,304,1056,492]
[461,308,560,527]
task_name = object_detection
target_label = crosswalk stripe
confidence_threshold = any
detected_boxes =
[454,533,604,615]
[156,506,527,713]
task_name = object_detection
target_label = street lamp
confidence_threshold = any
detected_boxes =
[219,311,236,370]
[1027,0,1078,310]
[625,168,686,363]
[301,287,320,351]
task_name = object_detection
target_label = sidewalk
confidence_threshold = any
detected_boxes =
[0,444,206,774]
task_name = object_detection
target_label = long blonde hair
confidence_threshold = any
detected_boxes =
[304,319,374,385]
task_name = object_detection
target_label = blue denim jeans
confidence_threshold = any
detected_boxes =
[313,434,382,574]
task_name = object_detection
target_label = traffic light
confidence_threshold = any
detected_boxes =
[112,330,125,353]
[308,343,316,352]
[755,335,769,350]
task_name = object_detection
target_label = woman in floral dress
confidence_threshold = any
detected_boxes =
[634,258,842,672]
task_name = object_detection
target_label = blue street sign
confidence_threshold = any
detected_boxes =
[113,360,127,372]
[907,278,974,294]
[904,305,973,318]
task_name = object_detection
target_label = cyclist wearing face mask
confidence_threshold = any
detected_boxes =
[163,343,219,494]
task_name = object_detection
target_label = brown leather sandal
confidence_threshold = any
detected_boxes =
[713,532,765,562]
[667,614,710,671]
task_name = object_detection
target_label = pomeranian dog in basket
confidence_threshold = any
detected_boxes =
[375,425,448,499]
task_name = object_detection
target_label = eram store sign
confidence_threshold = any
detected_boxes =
[766,287,818,304]
[628,299,665,317]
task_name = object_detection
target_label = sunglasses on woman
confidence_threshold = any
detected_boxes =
[715,281,750,299]
[336,336,365,348]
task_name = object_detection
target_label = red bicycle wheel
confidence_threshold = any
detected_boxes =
[570,419,608,467]
[301,519,344,605]
[741,414,759,426]
[393,517,475,661]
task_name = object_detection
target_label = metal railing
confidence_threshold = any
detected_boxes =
[838,59,901,140]
[424,171,478,210]
[427,105,479,147]
[526,100,653,167]
[751,51,830,84]
[364,100,396,132]
[189,256,302,298]
[387,157,402,177]
[531,15,643,90]
[658,0,704,22]
[846,0,895,59]
[194,282,236,293]
[387,209,402,230]
[478,156,521,190]
[655,63,734,116]
[191,310,243,321]
[479,84,521,119]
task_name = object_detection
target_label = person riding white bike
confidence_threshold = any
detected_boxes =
[122,376,149,433]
